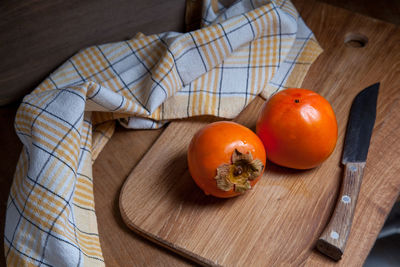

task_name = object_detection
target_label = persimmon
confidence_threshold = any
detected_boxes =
[256,88,338,169]
[187,121,266,198]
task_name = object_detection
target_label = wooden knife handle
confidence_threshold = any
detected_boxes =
[316,162,365,261]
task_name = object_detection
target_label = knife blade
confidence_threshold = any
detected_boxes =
[316,83,380,261]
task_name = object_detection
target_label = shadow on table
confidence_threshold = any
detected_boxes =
[364,201,400,267]
[0,103,23,266]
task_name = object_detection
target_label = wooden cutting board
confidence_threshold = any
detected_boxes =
[119,2,400,266]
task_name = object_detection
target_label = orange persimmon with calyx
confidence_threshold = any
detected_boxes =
[256,88,338,170]
[188,121,266,198]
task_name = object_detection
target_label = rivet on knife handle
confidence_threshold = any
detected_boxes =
[316,162,365,261]
[316,83,379,261]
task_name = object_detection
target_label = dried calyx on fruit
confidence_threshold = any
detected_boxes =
[215,149,264,193]
[188,121,266,198]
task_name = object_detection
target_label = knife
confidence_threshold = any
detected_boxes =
[316,83,380,261]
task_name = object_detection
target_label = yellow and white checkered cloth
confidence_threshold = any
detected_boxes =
[5,0,322,265]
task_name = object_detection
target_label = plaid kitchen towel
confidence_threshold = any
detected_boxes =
[4,0,322,266]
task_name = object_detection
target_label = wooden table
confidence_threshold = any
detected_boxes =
[1,0,399,266]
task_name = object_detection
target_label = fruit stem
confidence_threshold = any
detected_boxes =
[233,166,243,176]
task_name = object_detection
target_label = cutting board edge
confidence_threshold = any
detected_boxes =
[119,196,220,267]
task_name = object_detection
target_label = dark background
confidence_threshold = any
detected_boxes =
[0,0,399,266]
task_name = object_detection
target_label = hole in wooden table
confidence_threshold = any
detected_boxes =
[344,33,368,47]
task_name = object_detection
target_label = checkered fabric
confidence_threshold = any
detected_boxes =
[5,0,322,266]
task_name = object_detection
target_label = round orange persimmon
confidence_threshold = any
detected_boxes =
[188,121,266,198]
[256,88,338,169]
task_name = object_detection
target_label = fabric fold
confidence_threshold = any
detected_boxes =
[4,0,322,266]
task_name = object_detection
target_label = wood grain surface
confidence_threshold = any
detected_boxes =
[0,0,188,265]
[0,0,186,106]
[93,126,194,266]
[322,0,400,25]
[317,162,366,261]
[1,0,400,266]
[119,2,400,266]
